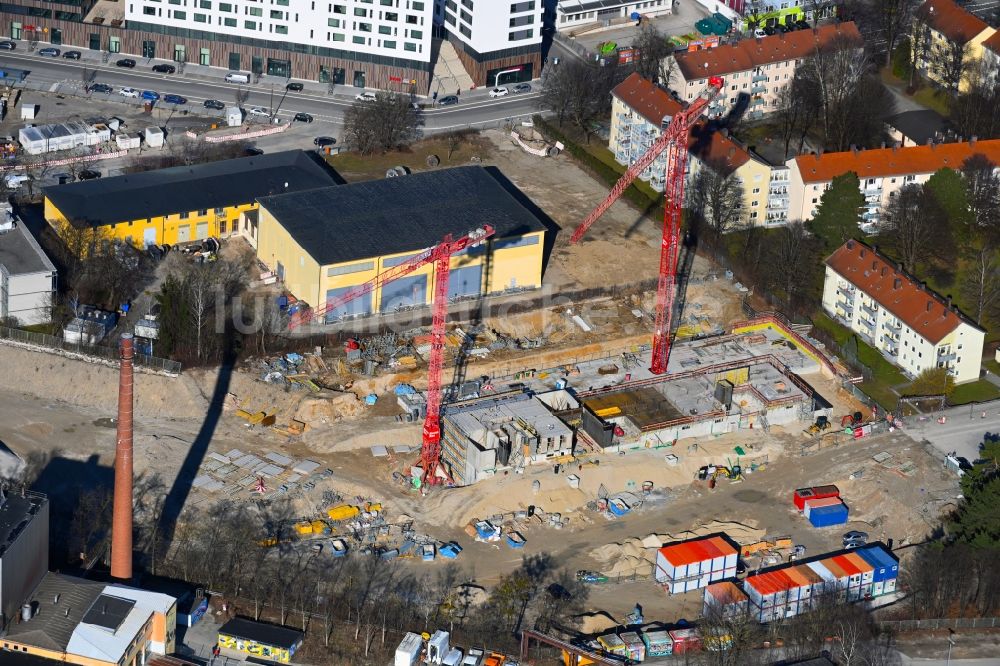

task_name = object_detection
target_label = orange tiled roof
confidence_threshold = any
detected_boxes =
[794,139,1000,183]
[612,73,753,175]
[824,240,983,344]
[674,22,862,80]
[917,0,991,45]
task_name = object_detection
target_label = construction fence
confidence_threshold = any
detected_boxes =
[877,617,1000,631]
[0,324,181,376]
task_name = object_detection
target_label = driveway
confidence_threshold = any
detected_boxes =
[903,399,1000,461]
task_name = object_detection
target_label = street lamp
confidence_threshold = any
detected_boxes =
[946,628,956,665]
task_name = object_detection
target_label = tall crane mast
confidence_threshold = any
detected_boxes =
[290,225,494,486]
[571,76,724,375]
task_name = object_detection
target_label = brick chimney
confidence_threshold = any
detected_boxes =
[111,333,135,581]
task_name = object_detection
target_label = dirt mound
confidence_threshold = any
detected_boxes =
[294,393,364,423]
[576,611,619,635]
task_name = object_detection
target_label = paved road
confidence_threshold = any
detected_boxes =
[0,45,542,135]
[903,399,1000,462]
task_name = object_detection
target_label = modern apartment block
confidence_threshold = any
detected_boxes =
[787,138,1000,230]
[609,73,790,227]
[669,22,862,119]
[435,0,542,86]
[822,240,985,384]
[554,0,672,31]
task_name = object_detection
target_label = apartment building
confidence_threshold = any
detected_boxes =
[435,0,542,86]
[822,240,985,384]
[915,0,994,92]
[787,138,1000,230]
[609,73,791,226]
[555,0,672,31]
[669,22,862,119]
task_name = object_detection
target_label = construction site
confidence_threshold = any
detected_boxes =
[0,107,970,663]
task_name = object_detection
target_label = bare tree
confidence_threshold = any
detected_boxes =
[342,92,421,155]
[953,63,1000,143]
[962,154,1000,239]
[688,166,746,240]
[908,20,933,88]
[797,36,875,151]
[881,184,950,271]
[540,59,630,142]
[774,79,812,159]
[876,0,920,66]
[632,23,676,85]
[960,245,1000,325]
[929,37,970,94]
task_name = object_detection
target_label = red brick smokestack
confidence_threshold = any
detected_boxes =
[111,333,134,581]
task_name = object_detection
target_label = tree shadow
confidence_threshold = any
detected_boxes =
[158,345,236,545]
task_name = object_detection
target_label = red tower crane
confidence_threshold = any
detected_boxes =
[290,225,495,485]
[570,76,724,375]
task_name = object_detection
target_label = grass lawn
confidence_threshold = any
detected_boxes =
[812,311,907,409]
[325,133,495,182]
[984,358,1000,376]
[879,66,951,117]
[950,379,1000,405]
[19,322,59,335]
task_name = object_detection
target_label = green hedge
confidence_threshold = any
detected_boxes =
[533,115,662,214]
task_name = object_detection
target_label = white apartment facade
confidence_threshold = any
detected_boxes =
[823,240,985,384]
[0,206,57,326]
[610,73,790,226]
[435,0,543,86]
[124,0,435,89]
[555,0,672,31]
[670,22,862,119]
[788,138,1000,231]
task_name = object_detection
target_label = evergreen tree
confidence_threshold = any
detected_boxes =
[807,172,865,251]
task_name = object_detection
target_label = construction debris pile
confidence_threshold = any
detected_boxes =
[190,449,325,504]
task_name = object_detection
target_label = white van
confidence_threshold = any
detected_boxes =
[225,72,250,84]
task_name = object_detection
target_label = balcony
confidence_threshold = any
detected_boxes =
[860,303,878,319]
[884,319,901,331]
[858,316,876,331]
[751,85,767,95]
[769,186,788,195]
[752,73,767,82]
[750,97,766,107]
[938,351,957,362]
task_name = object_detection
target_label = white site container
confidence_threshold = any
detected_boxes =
[395,632,422,666]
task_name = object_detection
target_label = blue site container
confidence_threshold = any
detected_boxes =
[858,545,898,581]
[855,546,888,582]
[808,501,849,527]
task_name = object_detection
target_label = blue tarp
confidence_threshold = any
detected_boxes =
[364,393,378,405]
[395,384,417,395]
[440,542,462,559]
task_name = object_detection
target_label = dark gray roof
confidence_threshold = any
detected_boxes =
[81,594,135,631]
[7,573,104,651]
[0,491,46,556]
[0,219,56,275]
[257,166,547,266]
[219,617,303,648]
[43,150,343,229]
[885,110,954,146]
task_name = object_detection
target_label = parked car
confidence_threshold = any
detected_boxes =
[141,90,160,101]
[247,106,269,117]
[763,25,776,35]
[203,99,226,110]
[78,169,101,180]
[438,95,459,105]
[488,86,509,98]
[753,27,766,37]
[62,50,82,59]
[354,91,377,102]
[313,136,336,146]
[842,530,869,548]
[151,63,176,73]
[245,147,264,156]
[116,58,136,68]
[286,82,304,91]
[0,41,16,50]
[795,19,811,29]
[38,47,60,57]
[293,112,313,123]
[163,94,187,104]
[118,87,140,98]
[512,83,532,93]
[89,83,113,94]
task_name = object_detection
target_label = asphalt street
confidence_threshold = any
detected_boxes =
[904,399,1000,462]
[0,45,542,136]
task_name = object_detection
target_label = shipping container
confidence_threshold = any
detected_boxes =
[843,552,874,584]
[808,501,849,527]
[656,535,738,592]
[857,545,899,582]
[806,561,837,592]
[794,485,840,510]
[395,633,423,666]
[803,495,844,518]
[642,630,673,657]
[821,557,851,587]
[669,628,701,654]
[619,632,645,662]
[596,633,627,657]
[855,547,888,582]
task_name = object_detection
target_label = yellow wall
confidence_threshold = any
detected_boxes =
[2,615,153,666]
[45,197,255,248]
[920,24,996,92]
[256,198,545,313]
[734,157,774,227]
[256,205,323,307]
